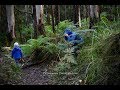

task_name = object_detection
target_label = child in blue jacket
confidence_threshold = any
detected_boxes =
[64,28,84,59]
[11,42,23,66]
[64,28,84,47]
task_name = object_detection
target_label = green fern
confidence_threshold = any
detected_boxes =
[20,44,32,56]
[21,35,64,63]
[63,54,77,64]
[27,39,39,49]
[54,61,70,72]
[45,43,59,54]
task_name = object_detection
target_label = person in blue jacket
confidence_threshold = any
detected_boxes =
[11,42,23,66]
[64,28,84,53]
[64,28,84,46]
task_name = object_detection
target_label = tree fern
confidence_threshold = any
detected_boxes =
[37,35,50,45]
[63,54,77,64]
[45,43,60,54]
[20,44,32,56]
[27,39,39,50]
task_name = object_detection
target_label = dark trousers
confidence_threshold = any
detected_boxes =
[14,58,21,65]
[71,45,80,60]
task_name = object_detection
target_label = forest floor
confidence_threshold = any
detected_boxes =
[17,59,80,85]
[17,60,56,85]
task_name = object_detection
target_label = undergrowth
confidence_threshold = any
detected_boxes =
[52,14,120,85]
[0,53,21,85]
[21,35,65,63]
[77,17,120,85]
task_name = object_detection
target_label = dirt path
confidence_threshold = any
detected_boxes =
[18,61,55,85]
[17,55,80,85]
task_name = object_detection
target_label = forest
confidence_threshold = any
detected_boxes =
[0,5,120,85]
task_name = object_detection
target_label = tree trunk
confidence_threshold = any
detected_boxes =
[95,5,100,22]
[73,5,79,24]
[55,5,60,26]
[33,5,38,39]
[0,5,9,46]
[58,5,60,22]
[68,5,72,21]
[73,5,76,24]
[40,5,46,36]
[36,5,45,36]
[83,5,88,21]
[78,5,81,27]
[98,5,101,21]
[89,5,100,29]
[87,5,90,18]
[35,5,41,25]
[6,5,15,39]
[51,5,55,33]
[46,5,51,25]
[65,5,67,20]
[89,5,98,29]
[68,5,73,21]
[25,5,29,26]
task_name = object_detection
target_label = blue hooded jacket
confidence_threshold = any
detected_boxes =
[11,46,23,60]
[64,28,76,41]
[64,28,84,45]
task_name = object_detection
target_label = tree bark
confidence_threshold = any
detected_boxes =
[25,5,29,26]
[0,5,9,46]
[95,5,100,22]
[46,5,51,25]
[68,5,73,21]
[89,5,100,29]
[51,5,55,33]
[55,5,60,26]
[36,5,45,36]
[87,5,90,18]
[73,5,79,24]
[89,5,99,29]
[33,5,38,39]
[83,5,88,21]
[6,5,15,39]
[40,5,45,36]
[58,5,60,22]
[78,5,81,27]
[65,5,67,20]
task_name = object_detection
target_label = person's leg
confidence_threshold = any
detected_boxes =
[15,59,21,67]
[19,58,24,67]
[15,59,19,66]
[73,45,78,53]
[71,45,78,60]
